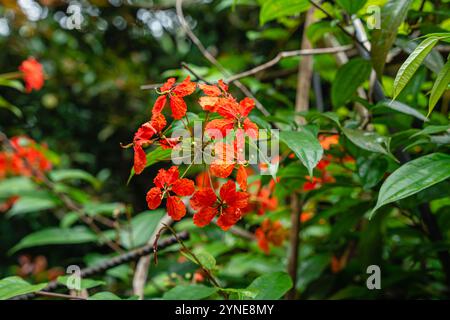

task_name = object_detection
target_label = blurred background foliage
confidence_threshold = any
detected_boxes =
[1,0,450,300]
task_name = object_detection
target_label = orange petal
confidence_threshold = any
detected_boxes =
[198,83,221,97]
[236,165,247,191]
[190,188,217,210]
[166,196,186,221]
[173,76,196,97]
[217,207,241,231]
[133,144,146,175]
[172,178,195,196]
[169,95,187,120]
[152,95,167,114]
[146,187,162,209]
[193,207,218,227]
[198,96,219,111]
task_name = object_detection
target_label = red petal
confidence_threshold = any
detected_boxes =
[255,228,270,254]
[146,187,162,209]
[239,97,255,117]
[133,144,146,175]
[173,76,196,97]
[169,95,187,120]
[150,112,167,132]
[243,118,258,139]
[172,178,195,196]
[198,83,221,97]
[218,80,228,92]
[198,96,220,111]
[210,160,234,178]
[193,207,218,227]
[153,166,180,188]
[205,119,234,139]
[217,207,241,231]
[166,196,186,221]
[236,165,247,191]
[152,95,167,114]
[190,188,217,210]
[160,78,176,92]
[219,180,237,203]
[216,98,240,119]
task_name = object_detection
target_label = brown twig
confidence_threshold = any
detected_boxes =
[12,231,189,300]
[35,291,86,300]
[226,45,353,83]
[175,0,270,116]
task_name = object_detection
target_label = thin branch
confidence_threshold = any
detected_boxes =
[35,291,86,300]
[12,231,189,300]
[226,45,354,83]
[175,0,270,116]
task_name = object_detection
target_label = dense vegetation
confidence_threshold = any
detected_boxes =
[0,0,449,300]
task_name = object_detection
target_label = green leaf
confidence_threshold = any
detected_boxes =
[0,78,24,91]
[375,100,428,122]
[279,129,323,176]
[50,169,101,189]
[371,0,413,75]
[336,0,367,14]
[7,193,60,217]
[429,58,450,116]
[411,125,450,138]
[0,95,22,117]
[393,37,439,99]
[181,250,216,270]
[118,209,165,249]
[247,272,293,300]
[83,202,126,217]
[127,147,172,184]
[331,58,372,107]
[0,177,36,199]
[10,226,98,254]
[57,276,105,290]
[371,153,450,216]
[88,292,122,300]
[163,285,218,300]
[357,156,388,189]
[342,128,392,157]
[259,0,310,25]
[0,277,47,300]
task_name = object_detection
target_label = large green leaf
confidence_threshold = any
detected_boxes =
[50,169,101,189]
[259,0,310,25]
[429,57,450,116]
[7,192,60,217]
[342,128,392,157]
[163,285,218,300]
[118,209,165,249]
[246,272,293,300]
[10,226,98,254]
[371,0,413,75]
[88,292,122,300]
[374,100,428,122]
[127,147,172,183]
[279,129,323,176]
[0,277,47,300]
[57,276,105,290]
[393,37,439,99]
[371,153,450,216]
[0,177,36,199]
[331,58,372,107]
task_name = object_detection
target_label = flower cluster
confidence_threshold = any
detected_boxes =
[19,57,45,93]
[129,76,263,231]
[255,218,287,254]
[0,136,52,179]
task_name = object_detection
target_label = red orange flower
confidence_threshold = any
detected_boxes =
[319,134,339,150]
[152,76,196,120]
[133,113,167,175]
[255,219,287,254]
[19,57,44,93]
[146,166,195,220]
[190,180,249,230]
